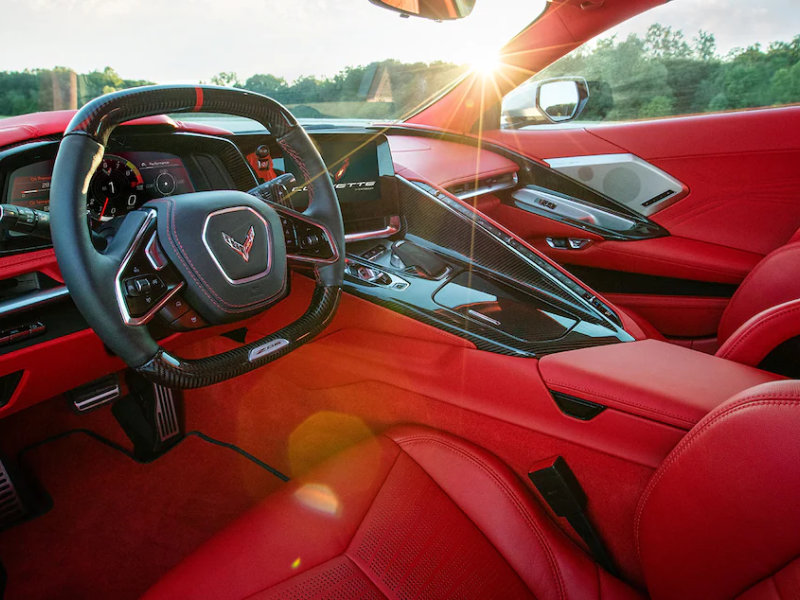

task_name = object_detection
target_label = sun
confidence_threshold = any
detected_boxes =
[469,53,502,76]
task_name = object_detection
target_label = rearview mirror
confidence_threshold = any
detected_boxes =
[502,77,590,128]
[369,0,476,21]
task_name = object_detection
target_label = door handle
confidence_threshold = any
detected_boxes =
[546,237,592,250]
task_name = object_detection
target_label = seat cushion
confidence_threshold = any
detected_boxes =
[143,425,641,600]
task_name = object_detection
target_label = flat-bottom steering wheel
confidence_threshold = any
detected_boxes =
[50,85,344,388]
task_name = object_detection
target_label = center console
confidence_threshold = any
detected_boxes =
[342,176,633,356]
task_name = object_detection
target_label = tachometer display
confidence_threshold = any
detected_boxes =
[88,155,144,221]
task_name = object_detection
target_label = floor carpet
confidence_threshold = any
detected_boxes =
[0,431,286,600]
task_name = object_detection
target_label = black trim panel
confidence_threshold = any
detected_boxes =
[564,264,739,298]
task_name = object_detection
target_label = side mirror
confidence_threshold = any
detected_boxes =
[502,77,590,128]
[368,0,476,21]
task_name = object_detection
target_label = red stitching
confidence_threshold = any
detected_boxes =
[718,302,800,360]
[279,139,315,206]
[545,379,697,426]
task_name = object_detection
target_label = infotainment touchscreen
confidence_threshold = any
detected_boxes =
[280,133,397,223]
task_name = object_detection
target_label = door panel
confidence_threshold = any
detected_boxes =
[483,106,800,339]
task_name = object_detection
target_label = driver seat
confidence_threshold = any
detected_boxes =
[143,381,800,600]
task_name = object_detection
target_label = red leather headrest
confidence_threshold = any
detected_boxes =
[635,380,800,599]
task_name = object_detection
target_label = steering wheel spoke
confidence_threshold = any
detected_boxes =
[265,201,339,267]
[111,209,186,326]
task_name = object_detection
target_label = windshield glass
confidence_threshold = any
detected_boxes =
[0,0,546,128]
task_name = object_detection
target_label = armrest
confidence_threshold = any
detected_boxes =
[539,340,783,429]
[716,298,800,367]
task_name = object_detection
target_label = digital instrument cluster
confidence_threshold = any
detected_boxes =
[5,151,193,221]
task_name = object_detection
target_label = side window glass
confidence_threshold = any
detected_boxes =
[501,5,800,128]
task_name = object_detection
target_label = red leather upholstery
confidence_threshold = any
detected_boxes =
[607,241,800,370]
[538,339,782,429]
[635,381,800,600]
[716,241,800,345]
[717,298,800,366]
[143,426,641,600]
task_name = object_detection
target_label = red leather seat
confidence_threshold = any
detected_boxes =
[631,240,800,368]
[144,381,800,600]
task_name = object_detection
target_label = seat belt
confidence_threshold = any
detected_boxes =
[529,456,619,577]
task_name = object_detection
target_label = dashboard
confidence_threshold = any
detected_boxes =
[0,116,635,419]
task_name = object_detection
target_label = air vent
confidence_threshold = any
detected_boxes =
[446,172,518,200]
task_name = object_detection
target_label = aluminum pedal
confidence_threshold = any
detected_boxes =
[68,375,120,413]
[153,384,180,442]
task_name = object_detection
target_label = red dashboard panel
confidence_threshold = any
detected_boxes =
[387,135,518,188]
[0,111,231,149]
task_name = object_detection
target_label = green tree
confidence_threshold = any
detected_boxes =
[243,74,287,98]
[210,72,241,87]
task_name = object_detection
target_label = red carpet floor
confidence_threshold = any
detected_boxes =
[0,431,286,600]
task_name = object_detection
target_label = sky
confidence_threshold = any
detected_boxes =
[0,0,798,84]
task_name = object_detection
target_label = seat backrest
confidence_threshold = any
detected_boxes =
[717,241,800,344]
[635,380,800,600]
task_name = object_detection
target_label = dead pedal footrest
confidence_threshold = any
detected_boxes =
[0,459,28,530]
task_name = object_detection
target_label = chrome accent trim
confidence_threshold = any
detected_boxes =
[512,187,636,232]
[452,172,518,201]
[201,206,272,285]
[544,153,685,217]
[344,215,401,243]
[467,309,501,327]
[144,232,167,271]
[162,353,181,367]
[248,338,289,362]
[115,210,185,326]
[0,286,69,319]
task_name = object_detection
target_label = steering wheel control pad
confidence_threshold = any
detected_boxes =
[144,190,288,325]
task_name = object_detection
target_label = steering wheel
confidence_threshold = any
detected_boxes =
[50,85,344,389]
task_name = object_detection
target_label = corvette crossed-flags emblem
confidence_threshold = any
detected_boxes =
[222,226,255,262]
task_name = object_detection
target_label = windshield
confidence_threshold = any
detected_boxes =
[0,0,546,128]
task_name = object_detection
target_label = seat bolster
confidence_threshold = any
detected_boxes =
[141,434,401,600]
[387,426,643,600]
[718,242,800,344]
[635,381,800,600]
[736,556,800,599]
[716,298,800,366]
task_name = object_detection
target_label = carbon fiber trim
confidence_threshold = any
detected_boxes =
[136,285,340,388]
[400,179,624,329]
[64,85,295,144]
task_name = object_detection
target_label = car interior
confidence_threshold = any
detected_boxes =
[0,0,799,598]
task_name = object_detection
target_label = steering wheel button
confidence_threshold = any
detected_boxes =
[170,309,206,331]
[134,279,152,295]
[159,296,190,322]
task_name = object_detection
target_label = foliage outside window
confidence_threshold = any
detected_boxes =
[504,25,800,126]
